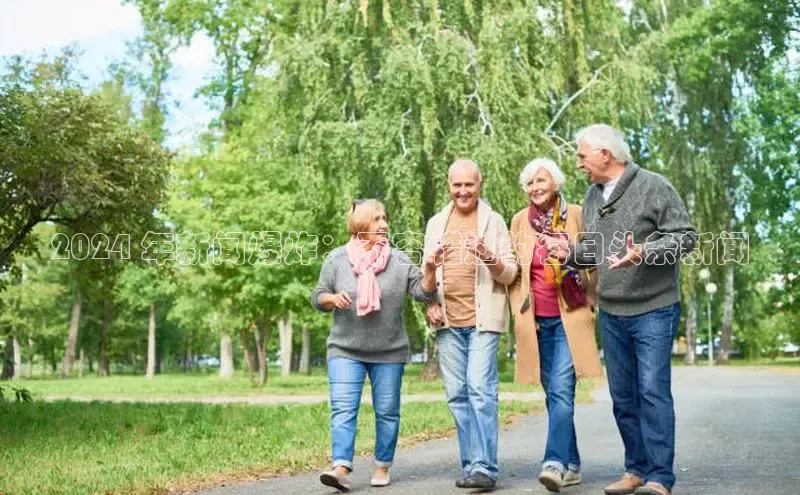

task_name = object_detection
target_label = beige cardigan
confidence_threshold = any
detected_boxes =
[423,200,518,333]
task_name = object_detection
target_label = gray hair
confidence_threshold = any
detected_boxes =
[448,159,483,184]
[575,124,633,165]
[519,158,566,192]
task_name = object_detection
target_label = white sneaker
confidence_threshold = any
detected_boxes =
[563,469,582,487]
[538,465,564,492]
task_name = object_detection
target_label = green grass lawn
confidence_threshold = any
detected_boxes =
[19,364,545,399]
[0,399,542,495]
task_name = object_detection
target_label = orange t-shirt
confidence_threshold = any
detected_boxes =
[443,210,477,327]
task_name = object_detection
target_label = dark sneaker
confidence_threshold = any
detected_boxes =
[462,471,496,490]
[455,475,470,488]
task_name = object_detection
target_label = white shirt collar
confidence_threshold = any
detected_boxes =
[601,174,623,201]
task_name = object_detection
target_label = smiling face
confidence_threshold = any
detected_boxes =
[525,167,558,210]
[348,199,389,246]
[448,163,481,215]
[576,138,613,184]
[361,208,389,244]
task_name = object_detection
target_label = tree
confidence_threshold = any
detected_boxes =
[0,53,171,276]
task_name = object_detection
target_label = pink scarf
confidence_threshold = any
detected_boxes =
[346,236,391,316]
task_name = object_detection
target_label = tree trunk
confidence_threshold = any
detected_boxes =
[12,335,22,380]
[419,338,440,381]
[49,345,57,375]
[0,335,13,380]
[684,293,697,365]
[240,326,258,375]
[98,300,111,377]
[27,337,34,378]
[279,313,294,378]
[185,337,194,371]
[78,348,85,377]
[718,264,735,363]
[146,302,157,379]
[254,318,270,386]
[299,325,310,375]
[219,332,234,378]
[62,289,82,377]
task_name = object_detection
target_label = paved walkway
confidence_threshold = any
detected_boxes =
[43,391,544,405]
[197,367,800,494]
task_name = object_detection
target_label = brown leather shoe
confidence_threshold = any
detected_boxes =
[604,473,644,494]
[634,482,671,495]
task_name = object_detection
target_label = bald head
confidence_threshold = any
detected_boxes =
[448,159,483,185]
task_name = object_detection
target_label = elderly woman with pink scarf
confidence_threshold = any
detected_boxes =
[311,199,440,492]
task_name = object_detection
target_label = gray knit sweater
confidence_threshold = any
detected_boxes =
[311,246,435,363]
[569,163,697,316]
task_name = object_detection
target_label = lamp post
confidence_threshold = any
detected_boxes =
[699,269,717,366]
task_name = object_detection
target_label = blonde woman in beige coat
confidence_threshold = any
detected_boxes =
[508,158,602,493]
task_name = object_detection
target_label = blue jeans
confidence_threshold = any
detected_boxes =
[536,316,580,474]
[599,303,681,490]
[327,357,405,470]
[437,327,500,480]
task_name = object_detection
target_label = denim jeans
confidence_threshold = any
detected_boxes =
[536,316,580,474]
[327,356,405,470]
[437,327,500,480]
[599,303,681,489]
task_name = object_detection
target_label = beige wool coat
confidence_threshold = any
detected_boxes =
[508,204,603,384]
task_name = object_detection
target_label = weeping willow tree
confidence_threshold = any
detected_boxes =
[195,0,656,376]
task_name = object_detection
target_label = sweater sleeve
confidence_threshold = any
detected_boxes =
[399,252,437,303]
[310,255,337,312]
[491,213,519,286]
[642,180,698,265]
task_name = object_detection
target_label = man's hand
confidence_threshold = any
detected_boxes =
[426,303,444,326]
[465,232,496,264]
[607,234,643,269]
[541,233,570,261]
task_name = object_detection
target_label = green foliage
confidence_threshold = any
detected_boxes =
[0,384,32,403]
[0,52,172,273]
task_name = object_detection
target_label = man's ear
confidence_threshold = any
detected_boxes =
[600,148,611,164]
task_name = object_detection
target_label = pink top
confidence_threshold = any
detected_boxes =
[531,239,561,317]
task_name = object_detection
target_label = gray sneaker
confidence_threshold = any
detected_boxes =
[563,469,582,487]
[538,465,564,492]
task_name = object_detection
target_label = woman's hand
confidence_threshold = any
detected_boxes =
[426,303,445,327]
[424,241,446,272]
[321,292,353,310]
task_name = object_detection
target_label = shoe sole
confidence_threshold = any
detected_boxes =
[320,473,350,492]
[604,489,638,495]
[633,489,666,495]
[538,473,562,493]
[370,479,390,487]
[563,478,581,487]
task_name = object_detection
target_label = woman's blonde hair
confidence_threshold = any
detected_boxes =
[347,199,387,236]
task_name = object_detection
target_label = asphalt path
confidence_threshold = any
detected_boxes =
[197,367,800,494]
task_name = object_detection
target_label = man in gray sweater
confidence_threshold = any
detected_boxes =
[545,124,696,495]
